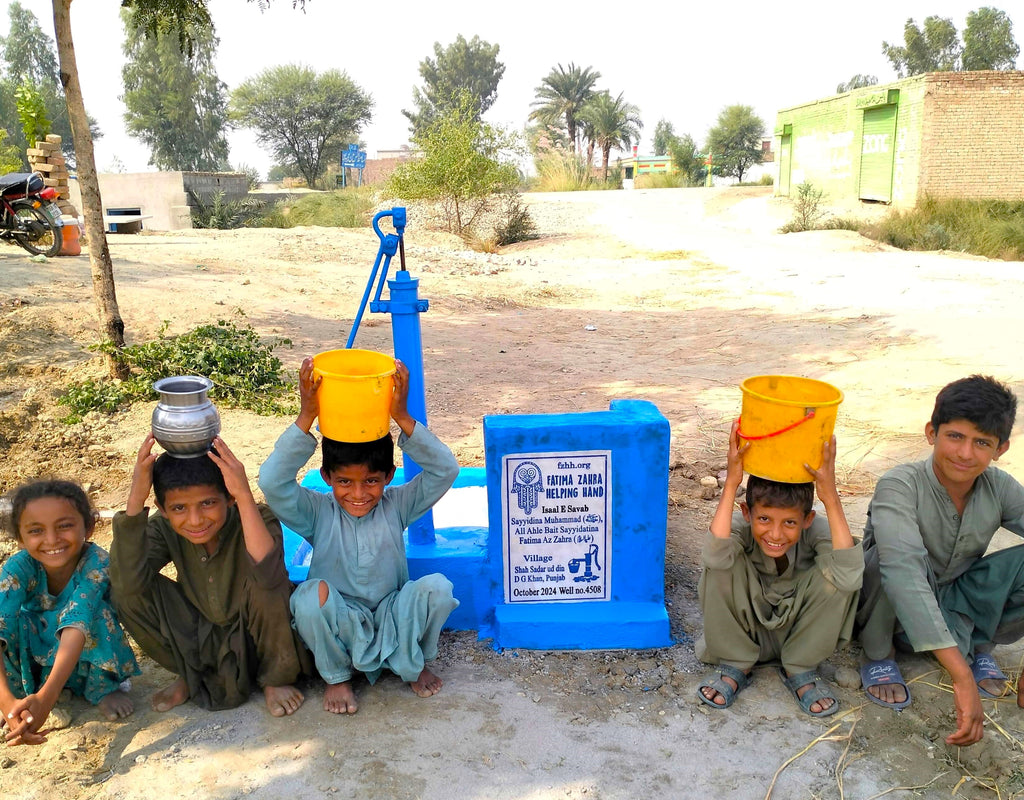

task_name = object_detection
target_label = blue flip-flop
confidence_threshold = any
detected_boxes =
[971,652,1011,699]
[860,658,912,711]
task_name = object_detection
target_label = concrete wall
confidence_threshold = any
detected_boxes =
[182,172,250,202]
[67,171,254,232]
[919,71,1024,201]
[88,172,191,230]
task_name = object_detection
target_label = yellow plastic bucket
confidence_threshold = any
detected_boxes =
[312,349,396,442]
[738,375,844,483]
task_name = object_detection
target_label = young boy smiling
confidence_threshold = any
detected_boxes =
[110,435,309,716]
[258,358,459,715]
[858,375,1024,747]
[697,422,861,716]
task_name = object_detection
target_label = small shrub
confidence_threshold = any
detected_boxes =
[493,191,537,246]
[759,173,774,186]
[534,150,597,192]
[256,188,374,229]
[780,182,828,233]
[862,197,1024,259]
[59,320,296,421]
[634,172,686,189]
[189,191,265,229]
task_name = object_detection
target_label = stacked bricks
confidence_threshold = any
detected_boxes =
[26,134,79,218]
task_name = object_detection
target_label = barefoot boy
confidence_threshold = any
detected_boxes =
[258,358,459,715]
[857,375,1024,746]
[697,423,862,716]
[111,435,309,716]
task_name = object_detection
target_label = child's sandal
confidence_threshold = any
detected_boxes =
[780,668,840,717]
[697,663,751,709]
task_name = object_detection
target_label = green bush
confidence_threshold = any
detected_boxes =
[493,191,538,245]
[189,191,265,229]
[256,188,375,228]
[780,182,828,233]
[59,320,296,422]
[533,150,599,192]
[634,172,686,189]
[864,197,1024,259]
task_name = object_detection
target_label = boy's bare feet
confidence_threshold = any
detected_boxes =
[151,677,189,712]
[323,681,357,714]
[98,689,135,720]
[410,668,443,697]
[867,683,909,706]
[264,684,304,717]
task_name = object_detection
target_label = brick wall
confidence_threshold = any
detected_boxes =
[918,71,1024,201]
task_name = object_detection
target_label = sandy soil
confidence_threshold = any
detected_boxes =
[2,186,1024,798]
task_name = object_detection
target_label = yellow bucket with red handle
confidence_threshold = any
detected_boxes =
[738,375,843,483]
[312,349,395,442]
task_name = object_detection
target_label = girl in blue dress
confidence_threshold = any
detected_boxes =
[0,480,139,745]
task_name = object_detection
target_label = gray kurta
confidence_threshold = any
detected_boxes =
[257,422,460,683]
[697,510,863,674]
[858,456,1024,659]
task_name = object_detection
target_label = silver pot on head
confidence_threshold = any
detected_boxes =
[151,376,221,458]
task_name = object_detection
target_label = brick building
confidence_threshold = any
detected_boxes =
[774,71,1024,207]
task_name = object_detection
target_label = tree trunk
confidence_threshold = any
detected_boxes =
[52,0,129,379]
[602,147,610,181]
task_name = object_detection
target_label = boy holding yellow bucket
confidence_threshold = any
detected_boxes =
[857,375,1024,747]
[697,376,861,717]
[258,354,460,715]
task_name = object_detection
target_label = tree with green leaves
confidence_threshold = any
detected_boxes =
[47,0,305,380]
[530,63,601,154]
[963,7,1019,70]
[667,133,705,186]
[835,74,878,93]
[579,91,642,180]
[652,119,675,156]
[1,1,59,85]
[231,64,373,188]
[706,105,765,183]
[883,16,962,76]
[121,7,229,171]
[883,10,1019,76]
[387,90,521,235]
[403,34,504,139]
[0,2,95,166]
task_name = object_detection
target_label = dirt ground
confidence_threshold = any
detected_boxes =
[2,186,1024,799]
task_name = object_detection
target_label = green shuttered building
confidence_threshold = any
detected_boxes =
[774,71,1024,207]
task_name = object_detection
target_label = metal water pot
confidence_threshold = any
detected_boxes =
[151,376,221,458]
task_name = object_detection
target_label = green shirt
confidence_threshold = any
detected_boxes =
[110,504,288,628]
[863,455,1024,651]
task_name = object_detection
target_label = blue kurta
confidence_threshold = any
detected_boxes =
[258,422,460,683]
[0,543,139,705]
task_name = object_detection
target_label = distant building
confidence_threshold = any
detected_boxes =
[774,71,1024,206]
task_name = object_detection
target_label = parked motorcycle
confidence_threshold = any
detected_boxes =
[0,172,63,257]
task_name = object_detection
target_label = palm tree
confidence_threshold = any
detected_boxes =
[579,91,642,180]
[529,62,600,154]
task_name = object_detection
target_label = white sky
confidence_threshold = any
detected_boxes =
[1,0,1018,178]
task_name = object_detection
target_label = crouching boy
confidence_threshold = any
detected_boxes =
[857,375,1024,747]
[111,435,310,716]
[697,422,862,716]
[258,358,460,715]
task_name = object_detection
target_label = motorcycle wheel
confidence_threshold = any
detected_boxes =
[11,200,62,257]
